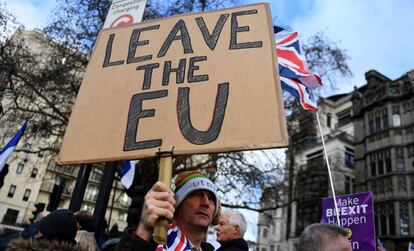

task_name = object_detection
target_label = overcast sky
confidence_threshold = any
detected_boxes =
[4,0,414,94]
[3,0,413,242]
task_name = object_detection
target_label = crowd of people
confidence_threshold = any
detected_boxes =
[0,209,119,251]
[1,170,350,251]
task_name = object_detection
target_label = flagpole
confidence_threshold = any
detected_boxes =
[315,111,341,226]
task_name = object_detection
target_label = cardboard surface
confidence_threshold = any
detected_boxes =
[58,3,288,164]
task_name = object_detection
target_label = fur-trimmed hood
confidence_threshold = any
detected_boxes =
[6,238,82,251]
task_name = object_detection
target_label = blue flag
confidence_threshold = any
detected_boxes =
[0,119,28,172]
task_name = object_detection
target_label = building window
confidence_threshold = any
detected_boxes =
[345,147,355,168]
[8,185,16,198]
[378,159,384,175]
[393,114,401,127]
[378,179,384,194]
[22,189,31,201]
[16,163,24,174]
[388,205,395,235]
[371,180,377,193]
[400,202,410,236]
[382,108,389,129]
[263,228,268,238]
[270,245,275,251]
[345,176,353,194]
[326,113,332,128]
[85,185,99,201]
[385,158,392,173]
[119,193,132,207]
[385,178,393,192]
[368,115,374,134]
[118,212,128,222]
[337,109,351,127]
[31,168,38,178]
[91,168,103,182]
[396,148,405,171]
[375,112,381,132]
[370,155,376,176]
[411,176,414,191]
[81,204,95,213]
[2,209,19,225]
[398,176,407,191]
[380,214,387,235]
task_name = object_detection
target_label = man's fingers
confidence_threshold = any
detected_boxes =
[147,199,175,214]
[145,203,174,221]
[148,191,176,205]
[151,181,172,193]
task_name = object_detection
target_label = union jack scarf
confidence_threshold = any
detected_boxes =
[156,224,192,251]
[275,26,322,110]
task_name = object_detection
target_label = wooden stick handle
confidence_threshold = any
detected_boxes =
[153,153,173,244]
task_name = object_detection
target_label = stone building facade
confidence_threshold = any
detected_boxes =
[353,69,414,250]
[0,29,130,231]
[256,68,414,251]
[256,92,355,251]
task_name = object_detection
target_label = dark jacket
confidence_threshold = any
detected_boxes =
[217,238,249,251]
[6,238,82,251]
[116,229,214,251]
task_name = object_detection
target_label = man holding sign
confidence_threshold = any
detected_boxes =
[117,171,219,251]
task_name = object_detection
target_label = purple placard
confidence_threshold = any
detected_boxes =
[320,192,375,251]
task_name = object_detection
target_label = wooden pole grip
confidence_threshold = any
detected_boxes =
[153,153,173,244]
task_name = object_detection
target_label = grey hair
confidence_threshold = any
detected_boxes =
[222,209,247,237]
[298,223,349,251]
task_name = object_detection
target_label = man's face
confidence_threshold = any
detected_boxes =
[215,215,238,242]
[175,189,215,229]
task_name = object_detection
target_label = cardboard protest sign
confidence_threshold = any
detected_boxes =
[58,3,288,164]
[321,192,376,251]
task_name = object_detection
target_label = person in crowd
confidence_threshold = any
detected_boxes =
[215,209,248,251]
[20,210,50,239]
[75,230,99,251]
[6,209,80,251]
[75,210,95,232]
[0,210,50,251]
[117,170,220,251]
[101,238,120,251]
[298,223,352,251]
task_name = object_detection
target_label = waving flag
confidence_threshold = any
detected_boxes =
[121,160,138,189]
[275,26,322,110]
[409,241,414,251]
[377,238,386,251]
[156,224,191,251]
[0,119,28,173]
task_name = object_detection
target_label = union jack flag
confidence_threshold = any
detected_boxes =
[275,26,322,110]
[156,224,191,251]
[377,238,386,251]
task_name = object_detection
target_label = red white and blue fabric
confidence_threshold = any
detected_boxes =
[274,26,322,110]
[156,224,191,251]
[377,238,386,251]
[121,160,139,189]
